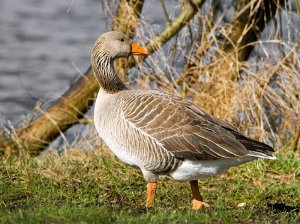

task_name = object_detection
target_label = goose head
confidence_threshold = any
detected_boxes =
[92,31,148,60]
[91,31,148,93]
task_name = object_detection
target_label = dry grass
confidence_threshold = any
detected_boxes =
[133,0,300,150]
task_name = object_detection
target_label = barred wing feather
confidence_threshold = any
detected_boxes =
[121,91,253,161]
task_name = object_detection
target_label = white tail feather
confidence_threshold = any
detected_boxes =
[248,151,277,160]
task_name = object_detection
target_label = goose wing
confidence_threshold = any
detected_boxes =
[121,91,249,160]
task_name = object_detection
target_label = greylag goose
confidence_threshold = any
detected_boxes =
[91,31,276,210]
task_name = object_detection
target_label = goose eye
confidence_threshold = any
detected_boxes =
[120,38,125,42]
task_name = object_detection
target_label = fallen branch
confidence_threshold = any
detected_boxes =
[147,0,204,54]
[0,0,145,156]
[0,0,204,156]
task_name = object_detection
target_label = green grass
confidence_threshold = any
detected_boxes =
[0,147,299,224]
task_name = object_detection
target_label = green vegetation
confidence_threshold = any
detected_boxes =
[0,146,299,224]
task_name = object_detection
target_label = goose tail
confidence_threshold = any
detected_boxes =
[248,151,277,160]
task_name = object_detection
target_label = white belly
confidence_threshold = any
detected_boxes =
[170,157,255,181]
[94,89,138,166]
[97,127,138,166]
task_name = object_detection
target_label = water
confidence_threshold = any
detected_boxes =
[0,0,106,122]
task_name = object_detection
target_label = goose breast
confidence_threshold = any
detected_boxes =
[94,89,180,172]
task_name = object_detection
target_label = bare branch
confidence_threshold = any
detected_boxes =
[160,0,172,24]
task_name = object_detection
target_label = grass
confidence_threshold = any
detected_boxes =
[0,146,299,224]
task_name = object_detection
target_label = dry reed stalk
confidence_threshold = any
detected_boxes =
[134,1,299,150]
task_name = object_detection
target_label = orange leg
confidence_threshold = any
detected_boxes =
[146,182,157,208]
[190,180,210,210]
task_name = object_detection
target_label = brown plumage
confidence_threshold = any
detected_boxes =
[91,31,276,210]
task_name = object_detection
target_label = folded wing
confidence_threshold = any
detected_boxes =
[122,91,274,161]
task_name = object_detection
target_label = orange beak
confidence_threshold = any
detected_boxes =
[131,42,149,56]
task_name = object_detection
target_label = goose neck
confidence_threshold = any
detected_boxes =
[92,51,127,93]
